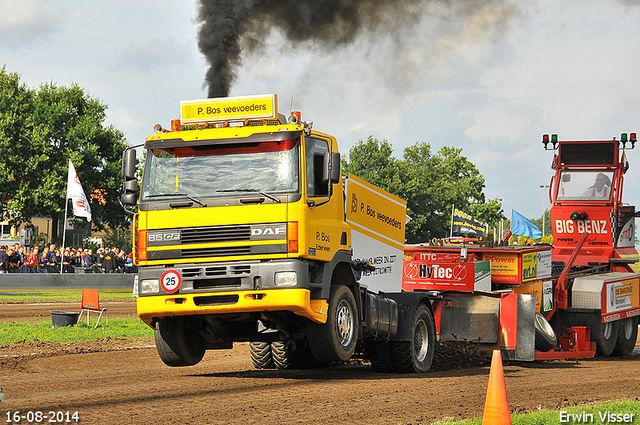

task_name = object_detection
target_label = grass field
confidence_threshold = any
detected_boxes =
[0,290,149,344]
[437,399,640,424]
[0,318,153,345]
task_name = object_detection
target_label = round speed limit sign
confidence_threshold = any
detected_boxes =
[161,269,182,293]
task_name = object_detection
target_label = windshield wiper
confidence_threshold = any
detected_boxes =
[217,188,281,204]
[146,192,207,207]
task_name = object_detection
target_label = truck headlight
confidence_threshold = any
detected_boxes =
[275,271,297,287]
[140,279,160,294]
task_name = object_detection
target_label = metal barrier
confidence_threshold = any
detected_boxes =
[0,274,136,291]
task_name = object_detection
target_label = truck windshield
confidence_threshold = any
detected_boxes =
[140,138,300,201]
[556,170,614,201]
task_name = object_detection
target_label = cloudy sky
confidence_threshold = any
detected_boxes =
[2,0,640,229]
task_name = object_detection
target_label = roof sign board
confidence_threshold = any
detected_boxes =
[180,94,278,124]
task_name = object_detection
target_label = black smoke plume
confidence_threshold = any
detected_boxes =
[196,0,425,98]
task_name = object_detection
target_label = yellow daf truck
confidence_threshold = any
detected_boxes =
[121,94,534,372]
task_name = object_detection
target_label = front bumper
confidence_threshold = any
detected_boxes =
[137,288,328,327]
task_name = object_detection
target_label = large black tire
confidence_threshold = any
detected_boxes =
[534,311,557,352]
[390,304,435,373]
[612,317,638,357]
[594,320,618,357]
[272,341,295,369]
[365,341,394,373]
[250,342,275,369]
[154,317,206,367]
[307,285,358,363]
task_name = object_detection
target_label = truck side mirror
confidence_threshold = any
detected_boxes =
[121,193,138,205]
[124,179,138,192]
[122,148,137,180]
[323,152,341,184]
[121,148,138,206]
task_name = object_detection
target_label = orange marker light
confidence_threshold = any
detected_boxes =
[287,222,298,254]
[138,230,148,261]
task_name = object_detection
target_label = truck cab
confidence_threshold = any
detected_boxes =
[542,133,640,358]
[121,95,433,372]
[545,133,640,272]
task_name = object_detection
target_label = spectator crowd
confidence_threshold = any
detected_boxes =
[0,243,136,274]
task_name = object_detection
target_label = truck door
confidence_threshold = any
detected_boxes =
[302,134,344,263]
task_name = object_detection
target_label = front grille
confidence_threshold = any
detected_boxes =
[182,265,252,278]
[147,244,286,261]
[182,246,252,258]
[193,278,242,290]
[181,225,251,244]
[194,294,239,306]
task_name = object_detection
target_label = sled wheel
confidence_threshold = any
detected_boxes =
[594,319,618,357]
[534,311,557,352]
[612,317,638,357]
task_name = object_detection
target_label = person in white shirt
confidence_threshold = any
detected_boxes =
[582,173,611,198]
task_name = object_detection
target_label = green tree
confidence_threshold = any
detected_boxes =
[0,68,130,236]
[341,136,403,194]
[343,137,504,243]
[0,67,34,221]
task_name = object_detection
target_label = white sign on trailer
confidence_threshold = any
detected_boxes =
[345,174,407,293]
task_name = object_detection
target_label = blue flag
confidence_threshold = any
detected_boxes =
[511,210,542,239]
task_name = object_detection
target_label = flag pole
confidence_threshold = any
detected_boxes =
[450,205,455,238]
[61,197,68,274]
[60,159,71,275]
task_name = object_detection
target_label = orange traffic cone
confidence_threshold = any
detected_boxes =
[481,350,511,425]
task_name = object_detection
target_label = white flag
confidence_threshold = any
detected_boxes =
[66,159,92,222]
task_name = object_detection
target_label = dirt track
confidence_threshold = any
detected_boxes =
[1,299,640,424]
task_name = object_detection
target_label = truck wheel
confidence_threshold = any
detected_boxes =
[612,317,638,357]
[365,341,394,373]
[534,311,557,352]
[154,317,206,367]
[390,304,435,373]
[272,341,295,369]
[307,285,358,363]
[594,320,618,357]
[250,342,275,369]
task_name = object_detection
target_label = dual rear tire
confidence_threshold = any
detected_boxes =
[390,304,436,373]
[308,286,436,372]
[250,341,298,369]
[366,303,436,373]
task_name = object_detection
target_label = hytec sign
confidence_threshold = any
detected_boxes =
[403,246,553,286]
[402,259,491,292]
